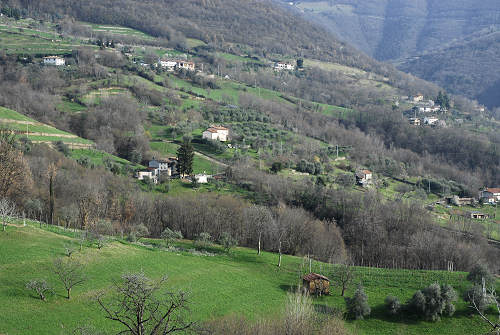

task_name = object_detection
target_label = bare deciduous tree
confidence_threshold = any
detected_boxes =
[97,272,193,335]
[26,279,53,301]
[244,205,273,255]
[468,282,500,334]
[0,197,17,231]
[53,257,86,299]
[333,263,355,297]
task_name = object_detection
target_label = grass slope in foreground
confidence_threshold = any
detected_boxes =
[0,224,498,335]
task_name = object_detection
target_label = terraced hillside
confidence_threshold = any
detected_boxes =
[0,107,94,148]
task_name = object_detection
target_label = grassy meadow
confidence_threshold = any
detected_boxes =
[0,223,498,335]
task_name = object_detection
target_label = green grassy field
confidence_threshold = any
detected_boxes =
[0,223,498,335]
[0,106,94,145]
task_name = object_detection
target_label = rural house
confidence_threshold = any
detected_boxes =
[302,273,330,296]
[43,56,65,66]
[424,117,439,126]
[194,173,209,184]
[356,169,373,187]
[158,60,177,71]
[411,94,424,102]
[479,188,500,203]
[135,170,158,184]
[274,62,295,71]
[202,126,229,142]
[148,158,177,177]
[176,61,195,71]
[409,117,421,126]
[469,211,489,219]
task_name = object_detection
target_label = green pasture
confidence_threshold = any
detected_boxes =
[0,223,498,335]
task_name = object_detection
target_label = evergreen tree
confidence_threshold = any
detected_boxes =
[177,139,194,176]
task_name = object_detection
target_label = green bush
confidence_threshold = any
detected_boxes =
[345,284,371,320]
[385,295,401,315]
[467,264,494,287]
[407,283,457,321]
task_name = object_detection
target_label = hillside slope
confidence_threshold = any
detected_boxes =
[284,0,500,61]
[279,0,500,107]
[1,222,497,335]
[398,29,500,109]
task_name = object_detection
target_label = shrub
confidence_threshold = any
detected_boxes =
[195,232,211,248]
[345,284,371,320]
[407,283,457,321]
[385,295,401,315]
[219,232,238,253]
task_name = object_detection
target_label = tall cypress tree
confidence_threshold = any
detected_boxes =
[177,139,194,177]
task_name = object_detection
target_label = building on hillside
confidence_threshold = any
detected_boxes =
[302,273,330,296]
[446,196,476,206]
[274,62,295,71]
[411,94,424,102]
[149,158,177,177]
[43,56,65,66]
[356,169,373,187]
[194,173,209,184]
[176,61,195,71]
[202,126,229,142]
[479,188,500,203]
[469,211,489,220]
[136,170,158,184]
[424,117,439,126]
[409,117,421,126]
[158,60,177,71]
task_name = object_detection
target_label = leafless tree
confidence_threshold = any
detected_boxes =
[333,263,355,297]
[0,197,17,231]
[244,205,273,255]
[53,257,86,299]
[97,272,194,335]
[468,282,500,335]
[26,279,53,301]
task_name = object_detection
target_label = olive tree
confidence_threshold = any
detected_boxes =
[407,283,457,321]
[161,228,183,247]
[345,284,371,320]
[97,272,193,335]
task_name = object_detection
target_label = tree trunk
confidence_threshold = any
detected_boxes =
[341,285,346,296]
[258,233,261,255]
[67,288,71,299]
[278,240,282,267]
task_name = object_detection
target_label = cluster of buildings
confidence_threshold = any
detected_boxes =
[479,188,500,204]
[157,59,195,71]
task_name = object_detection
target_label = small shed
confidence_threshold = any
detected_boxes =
[302,273,330,296]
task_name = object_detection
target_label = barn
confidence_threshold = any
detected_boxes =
[302,273,330,296]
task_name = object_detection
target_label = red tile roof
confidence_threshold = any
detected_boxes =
[302,273,330,282]
[486,188,500,194]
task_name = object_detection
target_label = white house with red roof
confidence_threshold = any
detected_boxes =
[202,126,229,142]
